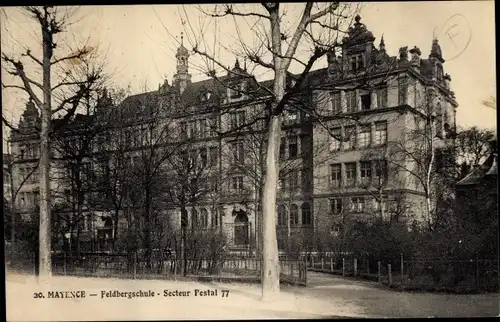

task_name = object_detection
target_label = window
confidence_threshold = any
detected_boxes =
[301,203,312,225]
[330,198,343,215]
[350,53,365,72]
[288,169,299,191]
[361,93,371,110]
[180,121,187,139]
[180,150,189,166]
[140,127,150,145]
[374,122,387,146]
[330,164,341,188]
[374,195,389,214]
[231,111,246,129]
[288,136,298,158]
[20,147,25,159]
[301,168,309,190]
[200,208,209,228]
[351,197,365,213]
[277,205,287,227]
[330,127,341,151]
[232,176,244,193]
[360,161,372,186]
[231,141,244,164]
[188,149,197,164]
[436,65,444,81]
[211,209,218,227]
[346,91,357,113]
[229,84,242,98]
[344,126,356,150]
[191,209,198,230]
[373,160,387,185]
[189,120,198,138]
[290,204,299,226]
[345,162,357,187]
[398,77,408,105]
[377,87,388,108]
[278,173,286,192]
[81,163,92,182]
[208,117,218,136]
[280,138,286,159]
[284,109,299,125]
[209,147,218,167]
[199,119,207,138]
[330,92,342,114]
[358,125,371,148]
[33,191,40,208]
[199,147,208,167]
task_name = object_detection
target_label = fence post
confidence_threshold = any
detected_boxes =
[133,253,137,280]
[388,264,392,287]
[342,258,345,276]
[312,256,315,269]
[401,253,404,285]
[330,257,334,273]
[377,261,381,282]
[476,252,480,289]
[64,253,67,276]
[304,258,308,287]
[354,258,358,277]
[321,257,325,271]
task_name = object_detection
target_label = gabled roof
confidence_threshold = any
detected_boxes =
[456,148,498,186]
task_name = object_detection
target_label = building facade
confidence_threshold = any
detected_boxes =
[7,16,457,253]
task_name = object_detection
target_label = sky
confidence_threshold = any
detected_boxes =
[1,2,497,150]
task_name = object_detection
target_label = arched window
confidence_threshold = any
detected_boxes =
[290,204,299,226]
[191,209,198,230]
[200,208,208,228]
[277,205,287,227]
[211,209,218,227]
[301,203,312,226]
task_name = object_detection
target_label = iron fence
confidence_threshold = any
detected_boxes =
[50,252,307,286]
[304,252,499,293]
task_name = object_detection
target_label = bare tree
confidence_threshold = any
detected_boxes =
[164,126,224,276]
[148,1,415,298]
[2,6,105,278]
[162,2,359,299]
[455,126,495,174]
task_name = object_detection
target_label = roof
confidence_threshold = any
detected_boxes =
[456,150,498,186]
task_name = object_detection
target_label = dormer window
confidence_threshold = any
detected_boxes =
[350,53,365,72]
[201,91,212,102]
[436,65,444,81]
[229,84,242,98]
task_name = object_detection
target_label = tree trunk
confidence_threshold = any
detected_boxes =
[261,113,283,301]
[144,187,152,273]
[260,4,288,301]
[111,208,120,252]
[9,163,16,243]
[180,203,188,276]
[39,26,53,279]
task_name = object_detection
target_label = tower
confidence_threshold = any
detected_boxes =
[173,32,191,95]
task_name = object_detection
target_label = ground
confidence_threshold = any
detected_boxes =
[5,270,499,320]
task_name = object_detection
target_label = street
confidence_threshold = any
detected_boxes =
[6,270,499,320]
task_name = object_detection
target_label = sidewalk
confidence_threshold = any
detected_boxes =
[5,272,365,320]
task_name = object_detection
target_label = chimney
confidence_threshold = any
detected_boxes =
[409,46,421,70]
[443,74,451,90]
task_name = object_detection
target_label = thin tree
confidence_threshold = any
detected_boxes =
[2,6,104,278]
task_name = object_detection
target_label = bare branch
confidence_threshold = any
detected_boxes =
[22,49,43,66]
[2,116,20,134]
[198,4,270,20]
[307,2,339,23]
[1,54,43,108]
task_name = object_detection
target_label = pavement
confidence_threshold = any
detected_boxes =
[5,270,499,320]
